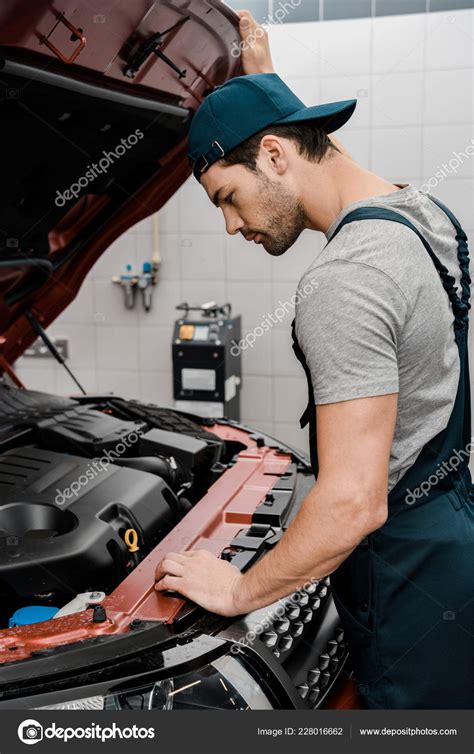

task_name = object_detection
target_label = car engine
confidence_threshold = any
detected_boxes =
[0,386,231,629]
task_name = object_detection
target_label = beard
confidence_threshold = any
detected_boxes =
[251,171,306,256]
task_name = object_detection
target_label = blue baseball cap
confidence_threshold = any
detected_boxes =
[187,73,357,181]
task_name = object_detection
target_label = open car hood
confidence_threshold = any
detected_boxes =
[0,0,241,366]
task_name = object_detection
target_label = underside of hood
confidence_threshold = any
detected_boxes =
[0,0,241,366]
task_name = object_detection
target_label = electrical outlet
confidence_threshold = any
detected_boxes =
[23,338,69,359]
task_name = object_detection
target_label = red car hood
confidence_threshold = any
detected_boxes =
[0,0,241,367]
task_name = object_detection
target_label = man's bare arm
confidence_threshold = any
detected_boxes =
[228,393,397,612]
[155,393,397,616]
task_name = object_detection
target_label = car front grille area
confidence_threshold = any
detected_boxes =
[260,577,332,658]
[258,577,349,708]
[296,626,348,707]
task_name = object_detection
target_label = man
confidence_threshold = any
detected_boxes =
[155,12,474,709]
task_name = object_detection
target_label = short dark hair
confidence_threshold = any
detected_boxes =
[218,121,340,173]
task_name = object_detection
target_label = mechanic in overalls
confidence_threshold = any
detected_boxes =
[155,12,474,709]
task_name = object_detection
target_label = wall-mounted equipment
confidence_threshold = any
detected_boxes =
[172,301,241,420]
[112,261,158,311]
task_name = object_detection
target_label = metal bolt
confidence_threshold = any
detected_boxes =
[92,605,107,623]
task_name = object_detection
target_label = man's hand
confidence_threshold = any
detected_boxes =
[154,549,244,617]
[237,10,274,75]
[153,394,396,617]
[235,10,352,160]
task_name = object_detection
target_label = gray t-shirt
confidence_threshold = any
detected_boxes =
[294,183,462,492]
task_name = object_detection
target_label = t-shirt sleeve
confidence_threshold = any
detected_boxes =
[294,260,408,404]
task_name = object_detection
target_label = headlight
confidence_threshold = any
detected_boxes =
[35,654,272,711]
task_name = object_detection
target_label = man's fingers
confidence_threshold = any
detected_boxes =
[154,552,188,580]
[237,9,255,30]
[154,575,182,592]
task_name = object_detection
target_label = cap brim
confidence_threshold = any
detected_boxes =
[274,99,357,134]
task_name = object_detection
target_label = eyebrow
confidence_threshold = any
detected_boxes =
[212,186,227,207]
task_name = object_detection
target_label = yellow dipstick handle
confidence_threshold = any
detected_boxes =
[124,528,139,553]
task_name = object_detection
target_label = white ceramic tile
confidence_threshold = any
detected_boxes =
[226,281,273,330]
[139,371,175,407]
[425,9,474,70]
[240,375,273,423]
[178,181,226,234]
[321,76,371,128]
[90,232,137,280]
[56,368,97,397]
[373,12,425,74]
[319,17,372,77]
[336,128,371,167]
[240,420,274,437]
[130,215,153,235]
[180,280,227,311]
[372,71,423,127]
[272,327,305,378]
[93,279,139,326]
[134,232,154,266]
[283,76,320,105]
[138,325,174,373]
[96,325,139,371]
[137,281,182,329]
[156,195,180,233]
[267,21,321,79]
[179,234,225,281]
[225,231,273,281]
[423,125,474,182]
[273,376,309,423]
[96,370,140,400]
[137,233,181,282]
[240,326,273,376]
[426,178,474,233]
[55,280,95,325]
[424,69,474,125]
[273,421,310,455]
[48,323,96,370]
[14,366,57,393]
[371,127,423,181]
[271,281,302,330]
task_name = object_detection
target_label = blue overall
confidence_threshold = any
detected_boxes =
[291,196,474,709]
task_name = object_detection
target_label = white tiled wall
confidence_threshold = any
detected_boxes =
[15,8,474,456]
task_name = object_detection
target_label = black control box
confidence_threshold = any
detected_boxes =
[172,312,241,420]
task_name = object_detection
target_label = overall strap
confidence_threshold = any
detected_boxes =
[292,201,471,481]
[425,193,471,313]
[328,205,470,331]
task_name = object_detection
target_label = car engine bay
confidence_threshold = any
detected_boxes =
[0,385,351,710]
[0,385,236,631]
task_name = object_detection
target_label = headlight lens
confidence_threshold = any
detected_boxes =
[36,654,272,710]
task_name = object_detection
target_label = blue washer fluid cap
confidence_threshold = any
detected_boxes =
[143,261,152,274]
[9,605,59,627]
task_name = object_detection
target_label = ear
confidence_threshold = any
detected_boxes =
[258,134,288,175]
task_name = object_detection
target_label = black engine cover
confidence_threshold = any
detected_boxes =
[0,447,176,600]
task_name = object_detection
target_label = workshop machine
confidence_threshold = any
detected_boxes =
[172,301,241,419]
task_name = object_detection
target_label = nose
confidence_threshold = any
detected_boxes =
[223,208,244,236]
